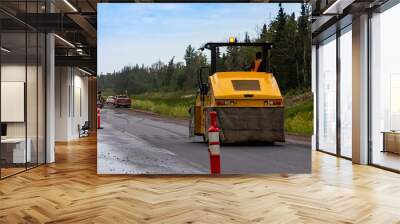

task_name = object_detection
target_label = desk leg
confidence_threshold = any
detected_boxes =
[382,133,386,153]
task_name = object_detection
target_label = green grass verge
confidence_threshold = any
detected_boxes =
[131,92,195,118]
[131,91,314,136]
[284,97,313,136]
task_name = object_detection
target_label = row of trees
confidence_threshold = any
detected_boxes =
[98,4,311,95]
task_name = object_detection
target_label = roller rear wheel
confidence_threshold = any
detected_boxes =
[188,107,195,138]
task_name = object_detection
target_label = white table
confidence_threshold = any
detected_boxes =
[1,138,31,163]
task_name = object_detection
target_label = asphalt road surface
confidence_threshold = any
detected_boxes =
[97,106,311,174]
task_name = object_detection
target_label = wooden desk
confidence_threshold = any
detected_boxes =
[382,131,400,154]
[1,138,31,163]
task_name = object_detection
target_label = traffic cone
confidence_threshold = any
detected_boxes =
[97,108,101,129]
[208,111,220,174]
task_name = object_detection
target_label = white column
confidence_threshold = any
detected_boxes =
[312,45,317,151]
[352,14,369,164]
[45,0,55,163]
[46,33,55,163]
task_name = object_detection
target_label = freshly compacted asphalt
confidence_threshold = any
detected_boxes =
[97,106,311,174]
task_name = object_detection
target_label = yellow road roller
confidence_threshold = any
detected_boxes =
[189,41,285,143]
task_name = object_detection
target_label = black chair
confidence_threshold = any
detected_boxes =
[79,121,90,138]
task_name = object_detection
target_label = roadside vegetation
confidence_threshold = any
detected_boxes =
[284,90,313,136]
[131,92,195,118]
[127,90,314,136]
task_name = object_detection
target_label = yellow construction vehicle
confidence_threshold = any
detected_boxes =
[189,41,285,143]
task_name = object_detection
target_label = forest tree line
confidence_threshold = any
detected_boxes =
[98,4,311,95]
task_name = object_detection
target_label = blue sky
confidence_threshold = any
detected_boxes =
[98,3,302,74]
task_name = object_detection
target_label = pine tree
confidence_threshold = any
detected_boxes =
[244,32,251,43]
[260,24,268,41]
[297,3,311,88]
[269,3,289,92]
[184,45,196,66]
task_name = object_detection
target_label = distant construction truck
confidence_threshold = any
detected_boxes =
[189,39,284,144]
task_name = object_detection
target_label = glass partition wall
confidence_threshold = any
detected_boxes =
[0,2,46,179]
[370,3,400,171]
[317,35,337,155]
[316,25,353,159]
[339,26,352,159]
[0,31,27,177]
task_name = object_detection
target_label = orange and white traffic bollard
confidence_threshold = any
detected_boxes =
[208,111,221,174]
[97,107,101,129]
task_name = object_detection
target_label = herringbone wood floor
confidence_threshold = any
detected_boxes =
[1,135,400,224]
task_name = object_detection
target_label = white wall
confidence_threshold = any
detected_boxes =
[55,67,70,141]
[75,71,89,138]
[55,67,89,141]
[1,63,46,164]
[1,65,27,138]
[1,64,26,81]
[1,64,26,126]
[70,72,89,138]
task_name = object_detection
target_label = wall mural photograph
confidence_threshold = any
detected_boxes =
[97,3,312,174]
